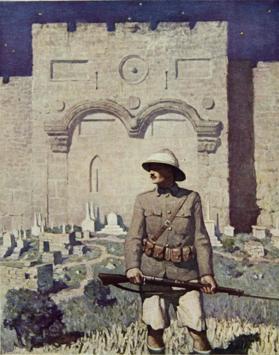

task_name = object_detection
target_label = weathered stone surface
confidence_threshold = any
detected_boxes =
[97,212,127,235]
[223,225,235,237]
[253,62,279,228]
[252,225,267,240]
[8,21,279,233]
[244,240,265,258]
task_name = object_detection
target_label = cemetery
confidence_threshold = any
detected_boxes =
[1,204,279,297]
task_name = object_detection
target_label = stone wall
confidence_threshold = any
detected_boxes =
[253,62,279,228]
[1,22,278,232]
[0,77,32,230]
[31,21,229,228]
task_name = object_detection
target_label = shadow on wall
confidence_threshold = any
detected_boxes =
[228,61,260,232]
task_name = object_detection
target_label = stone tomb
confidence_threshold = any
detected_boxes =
[39,233,76,256]
[42,251,63,265]
[71,245,87,256]
[97,212,127,235]
[252,225,267,240]
[244,240,265,258]
[223,225,235,237]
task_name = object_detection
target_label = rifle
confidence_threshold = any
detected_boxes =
[98,273,279,301]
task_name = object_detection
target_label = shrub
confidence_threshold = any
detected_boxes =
[3,288,64,351]
[222,237,236,252]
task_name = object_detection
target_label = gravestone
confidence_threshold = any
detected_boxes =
[31,213,40,237]
[53,251,63,265]
[252,225,266,240]
[244,240,265,257]
[204,201,222,247]
[39,240,50,253]
[81,203,95,233]
[3,233,16,248]
[83,230,90,240]
[22,230,27,240]
[37,264,53,292]
[72,245,87,256]
[97,212,127,235]
[223,225,235,237]
[12,230,19,239]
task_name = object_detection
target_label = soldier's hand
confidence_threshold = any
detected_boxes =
[126,268,143,284]
[200,275,217,294]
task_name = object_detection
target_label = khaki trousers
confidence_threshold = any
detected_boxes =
[141,280,207,331]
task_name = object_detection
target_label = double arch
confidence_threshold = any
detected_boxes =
[45,99,222,153]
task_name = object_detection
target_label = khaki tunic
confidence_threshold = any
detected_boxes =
[124,183,214,282]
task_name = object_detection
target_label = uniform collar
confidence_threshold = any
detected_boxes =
[156,182,180,196]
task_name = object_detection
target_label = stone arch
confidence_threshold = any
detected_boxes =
[45,98,222,154]
[44,100,133,153]
[133,99,223,153]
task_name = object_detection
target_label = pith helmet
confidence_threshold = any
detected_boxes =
[142,149,186,181]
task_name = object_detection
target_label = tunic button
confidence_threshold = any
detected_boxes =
[167,210,171,214]
[167,226,172,231]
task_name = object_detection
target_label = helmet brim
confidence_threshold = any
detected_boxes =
[142,162,186,182]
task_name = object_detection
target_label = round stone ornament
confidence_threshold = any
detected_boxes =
[119,55,149,84]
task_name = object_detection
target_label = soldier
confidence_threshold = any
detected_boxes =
[124,149,217,355]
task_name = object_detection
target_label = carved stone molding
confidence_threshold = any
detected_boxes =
[44,98,222,154]
[134,99,223,153]
[119,55,149,84]
[44,100,133,153]
[198,138,221,153]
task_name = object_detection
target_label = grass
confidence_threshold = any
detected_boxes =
[9,318,279,354]
[2,233,279,354]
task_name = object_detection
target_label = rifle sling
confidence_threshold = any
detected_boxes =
[150,194,189,242]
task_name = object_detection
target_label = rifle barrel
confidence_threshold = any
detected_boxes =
[241,293,279,301]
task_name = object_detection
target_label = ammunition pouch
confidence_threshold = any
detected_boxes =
[143,238,195,263]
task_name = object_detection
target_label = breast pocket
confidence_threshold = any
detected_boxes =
[173,208,192,235]
[144,208,162,232]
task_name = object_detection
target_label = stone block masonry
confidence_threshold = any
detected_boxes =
[0,77,32,230]
[1,21,277,232]
[31,21,229,229]
[253,62,279,228]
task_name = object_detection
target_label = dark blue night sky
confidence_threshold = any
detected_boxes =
[0,0,279,77]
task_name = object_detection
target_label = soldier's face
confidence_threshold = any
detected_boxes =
[148,163,174,184]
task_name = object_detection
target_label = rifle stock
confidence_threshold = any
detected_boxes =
[99,273,129,286]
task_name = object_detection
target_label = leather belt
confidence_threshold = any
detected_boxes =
[142,238,195,263]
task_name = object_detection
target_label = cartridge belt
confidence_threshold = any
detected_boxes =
[142,238,195,263]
